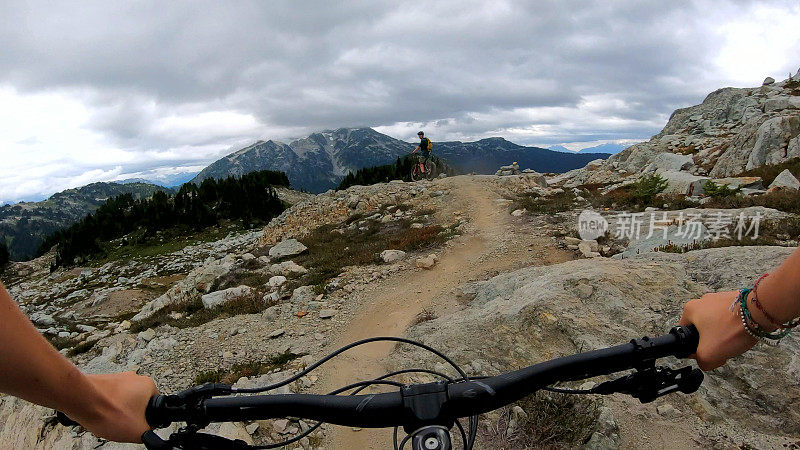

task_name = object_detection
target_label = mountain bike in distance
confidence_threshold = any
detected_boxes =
[411,155,436,181]
[58,326,702,450]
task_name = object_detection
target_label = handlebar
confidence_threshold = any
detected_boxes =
[57,326,701,449]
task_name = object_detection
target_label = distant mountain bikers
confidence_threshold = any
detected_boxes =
[412,131,431,162]
[411,131,436,181]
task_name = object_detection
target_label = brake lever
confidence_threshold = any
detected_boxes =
[592,365,703,403]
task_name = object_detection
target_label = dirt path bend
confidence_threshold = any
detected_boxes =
[320,175,570,449]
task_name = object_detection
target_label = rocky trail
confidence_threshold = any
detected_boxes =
[320,176,572,449]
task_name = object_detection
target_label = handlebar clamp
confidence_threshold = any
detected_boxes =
[401,381,451,433]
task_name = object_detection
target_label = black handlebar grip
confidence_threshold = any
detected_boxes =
[145,394,170,429]
[55,411,79,427]
[670,325,700,358]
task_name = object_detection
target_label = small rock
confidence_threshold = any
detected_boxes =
[245,423,259,435]
[273,419,289,433]
[138,329,156,342]
[270,261,308,276]
[319,309,337,319]
[416,254,437,269]
[30,312,56,327]
[269,329,285,338]
[290,286,316,303]
[511,209,525,217]
[656,403,679,418]
[269,239,308,259]
[201,285,253,309]
[268,275,287,288]
[763,76,775,85]
[380,249,406,263]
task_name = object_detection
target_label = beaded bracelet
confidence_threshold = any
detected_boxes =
[751,274,800,330]
[738,288,792,341]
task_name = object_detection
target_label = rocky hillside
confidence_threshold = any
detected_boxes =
[0,182,171,261]
[190,128,608,193]
[564,69,800,187]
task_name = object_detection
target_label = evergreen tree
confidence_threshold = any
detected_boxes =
[38,170,289,269]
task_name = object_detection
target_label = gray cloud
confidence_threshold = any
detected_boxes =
[0,0,798,201]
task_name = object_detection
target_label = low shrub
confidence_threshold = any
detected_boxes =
[292,218,453,289]
[514,191,576,214]
[130,292,273,332]
[194,351,301,384]
[703,181,741,198]
[736,157,800,186]
[479,391,600,449]
[631,174,668,205]
[703,189,800,213]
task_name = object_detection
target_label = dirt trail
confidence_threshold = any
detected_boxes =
[320,176,570,449]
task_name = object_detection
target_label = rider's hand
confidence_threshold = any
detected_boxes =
[71,371,158,443]
[679,291,757,371]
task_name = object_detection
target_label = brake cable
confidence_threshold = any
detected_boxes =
[227,336,477,449]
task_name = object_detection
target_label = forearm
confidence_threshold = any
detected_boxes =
[750,245,800,326]
[0,283,112,421]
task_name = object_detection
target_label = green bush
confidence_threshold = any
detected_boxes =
[632,174,668,204]
[703,181,741,198]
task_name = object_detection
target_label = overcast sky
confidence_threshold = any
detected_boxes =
[1,0,798,203]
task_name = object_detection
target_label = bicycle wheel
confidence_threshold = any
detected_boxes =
[425,160,437,180]
[411,164,421,181]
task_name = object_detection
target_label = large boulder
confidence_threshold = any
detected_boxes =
[768,169,800,190]
[657,170,710,196]
[746,115,800,170]
[521,170,548,188]
[643,153,695,173]
[399,247,800,446]
[710,176,764,190]
[201,285,253,309]
[268,239,308,259]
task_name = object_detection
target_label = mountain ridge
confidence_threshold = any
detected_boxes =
[191,128,609,192]
[0,182,172,261]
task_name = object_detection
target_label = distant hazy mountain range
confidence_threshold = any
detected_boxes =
[192,127,610,193]
[114,171,199,188]
[548,143,626,154]
[0,182,171,261]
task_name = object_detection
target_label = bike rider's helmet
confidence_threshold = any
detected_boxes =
[417,131,424,136]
